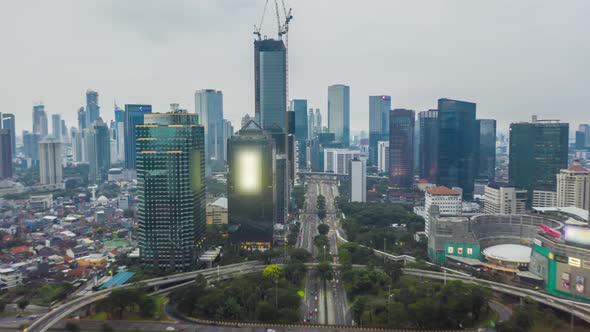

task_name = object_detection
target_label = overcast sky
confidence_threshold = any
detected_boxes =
[2,0,589,136]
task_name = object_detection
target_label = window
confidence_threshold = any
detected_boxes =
[448,247,454,254]
[457,247,464,255]
[467,248,473,255]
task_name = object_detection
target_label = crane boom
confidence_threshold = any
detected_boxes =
[253,0,270,39]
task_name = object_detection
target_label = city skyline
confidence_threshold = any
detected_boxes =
[2,1,589,135]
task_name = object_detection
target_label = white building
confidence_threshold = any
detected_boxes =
[0,268,22,290]
[532,190,557,208]
[324,148,360,174]
[39,135,62,185]
[377,141,389,173]
[557,162,590,210]
[483,183,527,214]
[424,186,462,236]
[349,158,366,202]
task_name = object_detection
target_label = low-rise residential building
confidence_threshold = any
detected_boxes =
[556,161,590,210]
[533,190,557,208]
[323,148,360,174]
[29,194,54,211]
[483,183,527,214]
[0,268,22,290]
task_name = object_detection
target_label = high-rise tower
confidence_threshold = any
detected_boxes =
[369,95,391,165]
[32,105,48,137]
[328,85,350,147]
[419,110,438,184]
[124,104,152,170]
[2,114,16,158]
[39,135,62,185]
[195,89,224,175]
[86,90,100,127]
[254,39,287,131]
[389,109,415,188]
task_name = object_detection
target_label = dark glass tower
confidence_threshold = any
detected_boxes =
[437,98,478,200]
[86,90,100,127]
[86,119,111,183]
[291,99,308,169]
[2,114,16,158]
[0,129,13,179]
[389,109,415,188]
[195,89,224,174]
[137,110,205,272]
[419,110,438,183]
[328,84,350,147]
[477,119,496,182]
[369,95,391,165]
[254,39,287,131]
[124,104,152,169]
[509,120,568,207]
[32,105,48,137]
[227,121,276,249]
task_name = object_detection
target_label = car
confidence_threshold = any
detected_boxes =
[166,327,175,331]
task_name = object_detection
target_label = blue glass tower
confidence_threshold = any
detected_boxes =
[291,99,308,169]
[369,95,391,165]
[254,39,287,132]
[328,84,350,147]
[124,104,152,169]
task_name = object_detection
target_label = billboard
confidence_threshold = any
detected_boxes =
[236,148,261,194]
[564,225,590,246]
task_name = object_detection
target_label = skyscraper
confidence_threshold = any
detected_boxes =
[315,108,322,133]
[61,119,68,143]
[419,110,438,184]
[114,106,125,163]
[477,119,496,182]
[509,119,568,206]
[349,158,367,203]
[328,85,350,146]
[52,114,62,141]
[32,105,48,137]
[437,99,478,200]
[22,131,40,162]
[0,129,13,179]
[195,89,224,174]
[254,39,287,131]
[227,121,276,249]
[389,109,415,188]
[72,129,85,162]
[77,107,87,130]
[86,90,100,127]
[86,119,111,183]
[137,109,206,272]
[222,119,234,164]
[291,99,308,169]
[2,114,16,158]
[39,136,62,185]
[369,95,391,165]
[556,161,590,210]
[124,104,152,169]
[308,108,315,140]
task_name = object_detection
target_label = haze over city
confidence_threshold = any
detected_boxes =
[2,0,589,133]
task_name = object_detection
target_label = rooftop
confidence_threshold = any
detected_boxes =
[426,186,460,196]
[482,244,531,263]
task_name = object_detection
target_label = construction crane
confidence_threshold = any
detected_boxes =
[253,0,269,40]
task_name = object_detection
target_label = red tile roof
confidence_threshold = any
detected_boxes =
[11,245,31,255]
[567,164,589,172]
[426,186,460,196]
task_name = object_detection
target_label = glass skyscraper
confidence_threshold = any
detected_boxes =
[86,90,100,127]
[369,95,391,165]
[124,104,152,169]
[509,120,568,207]
[137,110,205,272]
[0,129,12,179]
[437,98,478,200]
[32,104,48,138]
[86,119,111,184]
[419,110,439,184]
[2,114,16,158]
[389,109,415,188]
[291,99,308,169]
[477,119,496,182]
[328,84,350,147]
[195,89,224,175]
[227,120,276,249]
[254,39,287,132]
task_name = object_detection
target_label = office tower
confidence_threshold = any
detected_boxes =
[483,183,527,214]
[114,107,125,162]
[424,186,462,235]
[72,130,85,162]
[369,95,391,165]
[51,114,62,141]
[22,131,40,162]
[377,141,389,173]
[477,119,496,182]
[222,119,234,164]
[86,90,100,127]
[580,124,590,147]
[315,109,322,133]
[124,104,152,169]
[275,154,288,224]
[323,148,360,174]
[349,158,367,203]
[39,136,62,185]
[195,89,224,174]
[291,99,308,169]
[227,120,276,249]
[86,119,111,183]
[77,107,87,130]
[556,161,590,210]
[328,85,350,146]
[61,119,68,143]
[419,110,438,183]
[509,118,568,207]
[308,109,315,140]
[1,114,15,158]
[137,109,205,272]
[437,98,478,200]
[254,39,287,131]
[576,131,586,150]
[0,129,13,179]
[32,104,48,137]
[389,109,415,188]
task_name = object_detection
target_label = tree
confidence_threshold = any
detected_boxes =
[352,296,367,325]
[65,322,80,332]
[317,223,330,236]
[100,323,114,332]
[17,299,29,311]
[262,264,283,281]
[317,262,333,281]
[283,262,306,285]
[288,248,311,263]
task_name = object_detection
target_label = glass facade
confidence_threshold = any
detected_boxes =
[437,98,478,200]
[419,110,438,183]
[227,121,276,249]
[509,121,568,206]
[255,39,287,132]
[328,85,350,147]
[389,109,415,188]
[2,113,16,157]
[86,119,111,183]
[195,89,224,174]
[86,90,100,128]
[369,95,391,165]
[291,99,308,169]
[32,105,48,137]
[124,104,152,169]
[137,112,205,272]
[477,119,496,182]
